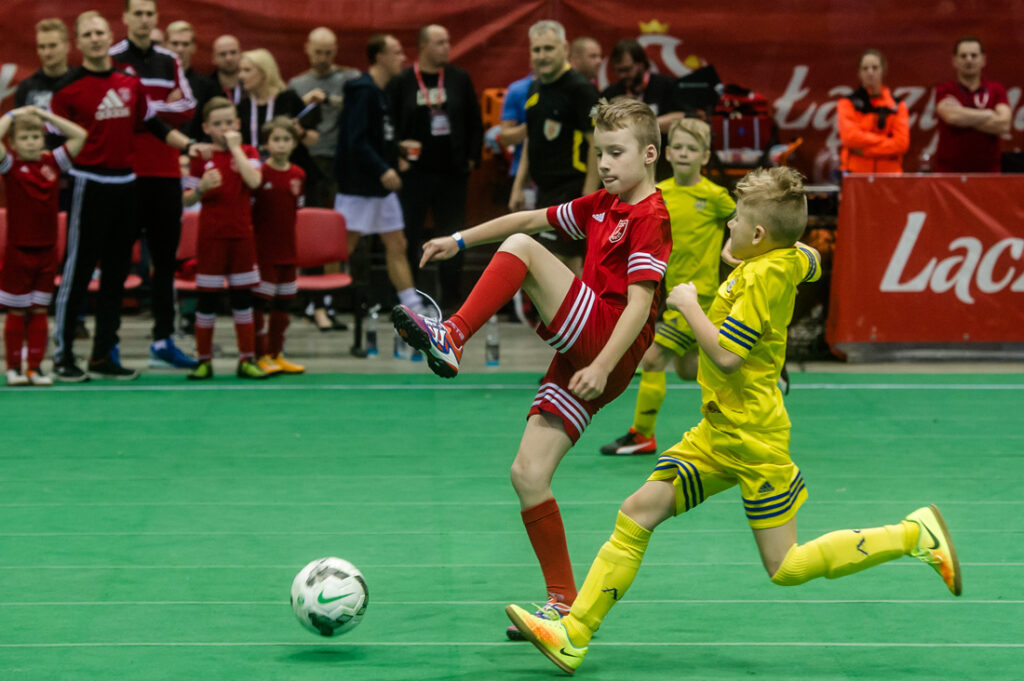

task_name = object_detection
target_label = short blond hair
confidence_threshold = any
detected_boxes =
[593,97,660,154]
[36,18,68,41]
[74,10,108,38]
[241,48,286,94]
[667,118,711,152]
[166,20,194,38]
[10,113,45,137]
[202,96,235,121]
[734,167,807,245]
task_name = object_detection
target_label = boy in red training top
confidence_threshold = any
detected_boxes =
[183,97,264,380]
[392,98,671,638]
[252,116,305,375]
[0,106,87,386]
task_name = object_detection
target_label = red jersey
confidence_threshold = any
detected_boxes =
[111,40,197,178]
[50,67,154,173]
[252,163,306,264]
[546,188,671,325]
[935,78,1008,173]
[0,146,72,247]
[186,145,261,239]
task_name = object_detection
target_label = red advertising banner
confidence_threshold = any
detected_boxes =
[826,175,1024,351]
[1,1,1023,180]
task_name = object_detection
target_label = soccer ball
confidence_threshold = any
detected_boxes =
[290,557,369,637]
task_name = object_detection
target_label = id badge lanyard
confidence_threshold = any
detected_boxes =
[414,63,450,136]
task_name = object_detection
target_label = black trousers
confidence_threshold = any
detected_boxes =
[399,169,468,309]
[134,177,183,341]
[54,172,137,364]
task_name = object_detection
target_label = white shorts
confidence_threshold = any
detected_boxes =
[334,193,404,235]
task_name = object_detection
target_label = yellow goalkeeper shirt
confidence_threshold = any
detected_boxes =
[698,244,822,431]
[656,175,735,307]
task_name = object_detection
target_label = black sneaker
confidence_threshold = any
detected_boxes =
[88,356,140,380]
[54,360,90,383]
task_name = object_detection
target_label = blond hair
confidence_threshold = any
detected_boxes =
[241,48,286,95]
[261,115,299,144]
[734,167,807,245]
[36,18,68,41]
[74,10,108,37]
[202,96,235,121]
[667,117,711,152]
[593,97,660,154]
[166,20,194,38]
[10,113,45,137]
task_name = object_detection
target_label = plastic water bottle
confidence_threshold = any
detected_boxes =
[485,315,500,366]
[393,329,412,360]
[365,305,380,357]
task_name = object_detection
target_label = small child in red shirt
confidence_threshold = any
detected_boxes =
[0,106,87,386]
[252,116,306,375]
[183,97,265,380]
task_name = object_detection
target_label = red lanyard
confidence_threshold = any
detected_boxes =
[627,71,650,98]
[414,62,444,110]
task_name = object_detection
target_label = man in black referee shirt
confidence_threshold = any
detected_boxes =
[508,20,599,275]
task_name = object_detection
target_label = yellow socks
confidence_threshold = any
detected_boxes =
[564,511,651,646]
[771,521,919,586]
[632,371,666,437]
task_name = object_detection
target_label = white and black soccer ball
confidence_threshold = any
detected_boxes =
[290,557,369,637]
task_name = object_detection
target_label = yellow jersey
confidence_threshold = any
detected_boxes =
[656,176,735,307]
[698,245,822,431]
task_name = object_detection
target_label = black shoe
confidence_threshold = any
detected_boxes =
[54,360,90,383]
[74,320,90,340]
[88,356,140,380]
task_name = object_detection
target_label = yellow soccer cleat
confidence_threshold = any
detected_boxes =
[272,353,305,374]
[905,504,962,596]
[257,355,283,375]
[505,604,587,674]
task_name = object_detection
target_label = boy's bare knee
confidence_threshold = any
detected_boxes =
[498,233,535,258]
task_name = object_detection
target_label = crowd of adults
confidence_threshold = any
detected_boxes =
[4,0,1013,381]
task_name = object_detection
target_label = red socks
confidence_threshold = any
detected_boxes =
[195,313,216,361]
[232,308,255,361]
[254,308,267,357]
[446,251,527,346]
[26,311,47,369]
[4,313,25,370]
[521,498,577,607]
[268,309,289,356]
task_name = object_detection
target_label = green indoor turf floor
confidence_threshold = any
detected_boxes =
[0,372,1021,680]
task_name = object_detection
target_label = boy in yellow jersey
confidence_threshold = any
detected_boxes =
[601,118,734,455]
[506,167,961,675]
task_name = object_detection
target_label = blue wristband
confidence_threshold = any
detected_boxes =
[451,231,466,251]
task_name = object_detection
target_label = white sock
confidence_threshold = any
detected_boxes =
[397,288,422,310]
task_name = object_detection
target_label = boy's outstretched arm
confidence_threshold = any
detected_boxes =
[419,209,553,267]
[569,280,657,400]
[668,282,743,374]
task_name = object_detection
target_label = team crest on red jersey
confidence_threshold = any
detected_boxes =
[543,119,562,141]
[40,164,57,182]
[118,87,133,103]
[609,218,629,243]
[290,178,302,196]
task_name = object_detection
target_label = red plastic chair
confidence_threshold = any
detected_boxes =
[294,208,353,292]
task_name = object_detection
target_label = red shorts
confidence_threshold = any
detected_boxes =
[528,278,653,443]
[0,244,57,308]
[195,237,260,291]
[254,263,297,299]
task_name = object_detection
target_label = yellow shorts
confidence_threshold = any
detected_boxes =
[654,309,698,356]
[647,418,807,529]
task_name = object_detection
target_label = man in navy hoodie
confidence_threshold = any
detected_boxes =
[335,33,425,315]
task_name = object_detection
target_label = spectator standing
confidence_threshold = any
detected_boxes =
[15,19,70,112]
[602,39,684,180]
[509,21,600,274]
[388,24,482,312]
[497,73,533,180]
[569,37,602,88]
[50,10,192,381]
[211,34,243,104]
[934,36,1010,173]
[335,33,425,315]
[836,49,909,174]
[166,20,220,140]
[288,27,360,208]
[111,0,199,370]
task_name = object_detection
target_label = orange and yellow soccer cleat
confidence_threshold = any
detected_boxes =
[257,355,283,376]
[505,604,587,674]
[272,353,305,374]
[905,504,962,596]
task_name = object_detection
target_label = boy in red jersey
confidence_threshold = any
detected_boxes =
[183,97,264,379]
[392,98,670,637]
[0,106,87,386]
[252,116,306,375]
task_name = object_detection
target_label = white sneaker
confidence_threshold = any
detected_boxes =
[26,367,54,386]
[5,369,29,386]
